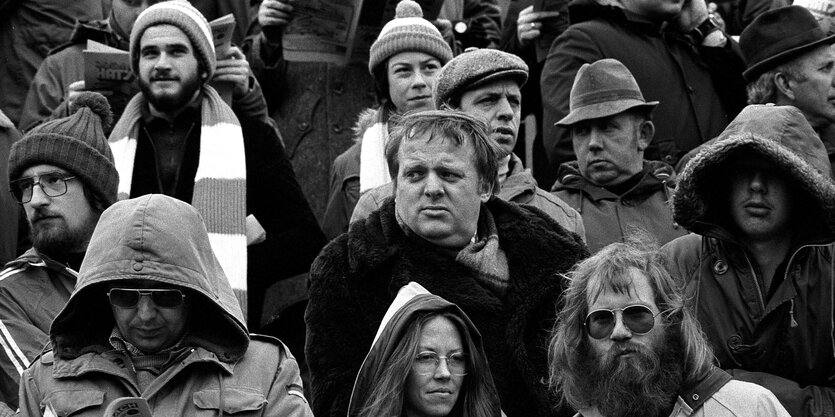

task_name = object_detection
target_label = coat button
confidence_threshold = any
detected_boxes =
[298,121,310,131]
[712,260,728,275]
[727,334,742,351]
[133,263,143,272]
[333,85,344,95]
[332,124,343,133]
[663,155,676,164]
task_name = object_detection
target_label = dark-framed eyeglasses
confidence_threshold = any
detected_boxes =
[9,172,77,204]
[583,304,664,340]
[412,351,468,376]
[107,288,186,309]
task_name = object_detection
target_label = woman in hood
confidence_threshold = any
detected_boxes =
[348,282,501,417]
[321,0,454,239]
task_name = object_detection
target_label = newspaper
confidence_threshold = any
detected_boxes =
[83,40,134,91]
[281,0,444,64]
[102,397,152,417]
[209,13,236,105]
[793,0,835,34]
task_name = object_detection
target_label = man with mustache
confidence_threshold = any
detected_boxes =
[548,237,791,417]
[352,48,586,238]
[0,92,117,410]
[550,59,686,253]
[662,104,835,416]
[108,0,325,332]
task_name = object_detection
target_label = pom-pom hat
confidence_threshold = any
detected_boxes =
[8,92,119,206]
[368,0,453,75]
[130,0,216,80]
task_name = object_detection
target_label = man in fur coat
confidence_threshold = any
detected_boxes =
[306,109,588,417]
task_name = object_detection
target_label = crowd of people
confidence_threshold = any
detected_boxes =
[0,0,833,416]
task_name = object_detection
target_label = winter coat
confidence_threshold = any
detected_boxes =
[125,112,326,329]
[19,19,270,134]
[306,197,588,417]
[347,282,501,416]
[552,160,686,253]
[0,0,104,125]
[350,153,587,239]
[0,249,75,408]
[0,110,20,265]
[17,194,313,417]
[243,36,378,223]
[540,0,747,167]
[661,105,835,416]
[574,368,789,416]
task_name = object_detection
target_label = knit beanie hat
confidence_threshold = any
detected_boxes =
[130,0,216,80]
[368,0,454,75]
[9,92,119,206]
[434,48,529,108]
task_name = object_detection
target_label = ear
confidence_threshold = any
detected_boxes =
[637,120,654,151]
[774,72,796,101]
[479,182,493,203]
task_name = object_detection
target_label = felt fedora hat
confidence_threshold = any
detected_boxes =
[556,58,658,126]
[741,6,835,82]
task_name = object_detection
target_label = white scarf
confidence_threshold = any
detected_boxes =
[359,121,391,193]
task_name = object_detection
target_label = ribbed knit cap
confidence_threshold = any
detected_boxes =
[130,0,216,80]
[368,0,453,75]
[9,92,119,206]
[434,48,529,108]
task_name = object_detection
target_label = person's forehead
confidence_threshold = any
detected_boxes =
[140,24,192,48]
[586,268,657,309]
[399,131,476,164]
[20,164,70,178]
[464,78,521,98]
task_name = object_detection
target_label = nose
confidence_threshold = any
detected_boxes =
[154,52,172,70]
[28,183,51,207]
[434,357,452,380]
[609,311,632,342]
[424,173,444,198]
[412,72,429,90]
[496,97,513,122]
[135,296,158,322]
[587,128,604,152]
[749,170,767,194]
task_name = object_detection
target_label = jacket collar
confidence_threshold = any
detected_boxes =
[553,160,675,201]
[498,153,539,201]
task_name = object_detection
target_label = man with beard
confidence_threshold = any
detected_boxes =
[663,104,835,416]
[0,92,117,410]
[548,237,790,417]
[108,0,326,330]
[351,48,586,238]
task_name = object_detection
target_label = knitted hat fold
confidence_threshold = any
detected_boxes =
[368,0,453,75]
[130,0,216,80]
[9,92,118,206]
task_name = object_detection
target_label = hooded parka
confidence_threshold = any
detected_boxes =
[661,105,835,417]
[18,194,313,417]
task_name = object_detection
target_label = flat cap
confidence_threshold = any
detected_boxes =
[433,48,528,108]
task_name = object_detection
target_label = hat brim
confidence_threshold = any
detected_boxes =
[556,100,659,126]
[743,33,835,82]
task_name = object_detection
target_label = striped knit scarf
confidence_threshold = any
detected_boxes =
[109,86,248,317]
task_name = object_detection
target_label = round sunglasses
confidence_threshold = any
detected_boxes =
[583,304,664,340]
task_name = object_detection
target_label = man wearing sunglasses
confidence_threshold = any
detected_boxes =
[0,92,117,410]
[17,194,313,416]
[548,238,790,417]
[663,104,835,416]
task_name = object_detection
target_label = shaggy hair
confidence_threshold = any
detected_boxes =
[385,109,502,196]
[355,311,499,417]
[746,59,805,105]
[547,235,715,411]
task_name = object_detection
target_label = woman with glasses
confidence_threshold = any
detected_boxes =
[321,0,454,240]
[348,282,501,417]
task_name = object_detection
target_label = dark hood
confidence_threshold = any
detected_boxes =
[50,194,249,362]
[672,104,835,241]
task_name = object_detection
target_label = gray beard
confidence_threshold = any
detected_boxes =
[575,331,684,417]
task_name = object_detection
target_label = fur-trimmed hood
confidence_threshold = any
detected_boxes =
[50,194,249,362]
[352,107,385,144]
[673,104,835,241]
